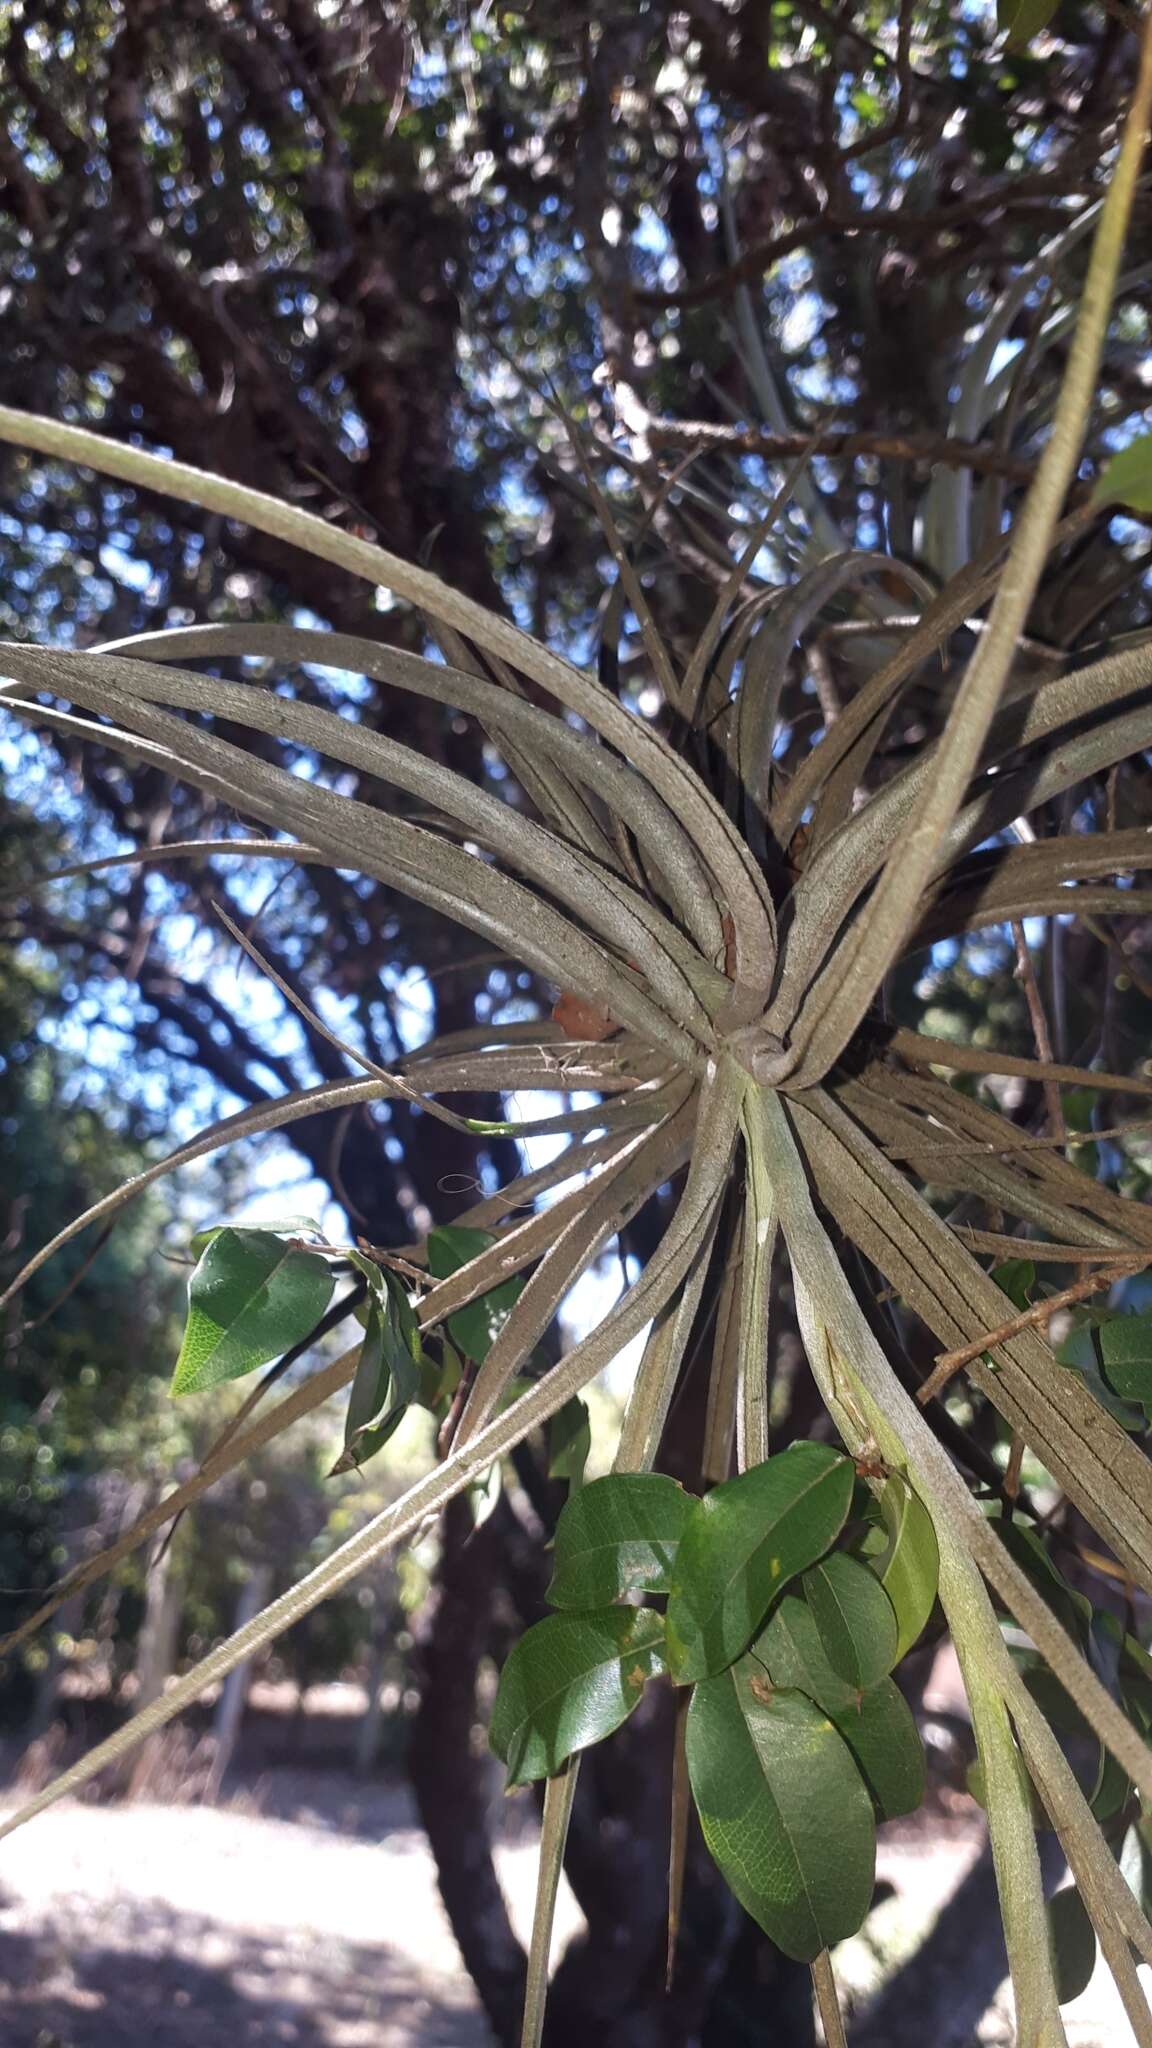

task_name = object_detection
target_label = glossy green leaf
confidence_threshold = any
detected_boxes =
[802,1552,899,1689]
[993,1517,1091,1646]
[856,1482,938,1671]
[997,0,1058,48]
[331,1268,423,1474]
[1056,1320,1148,1430]
[755,1594,925,1820]
[1094,434,1152,513]
[172,1228,334,1396]
[547,1472,695,1608]
[489,1608,666,1786]
[1099,1313,1152,1403]
[549,1397,591,1490]
[1047,1885,1097,2004]
[992,1259,1035,1311]
[686,1665,875,1962]
[868,1477,939,1662]
[1019,1661,1102,1802]
[1089,1742,1129,1823]
[190,1213,323,1260]
[666,1443,853,1683]
[427,1223,524,1362]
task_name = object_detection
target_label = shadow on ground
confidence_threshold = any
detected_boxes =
[0,1903,484,2048]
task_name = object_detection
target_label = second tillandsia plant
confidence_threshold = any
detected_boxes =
[3,18,1152,2046]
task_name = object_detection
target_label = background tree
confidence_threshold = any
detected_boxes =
[2,2,1152,2041]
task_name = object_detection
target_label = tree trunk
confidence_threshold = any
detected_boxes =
[408,1496,528,2045]
[203,1563,273,1803]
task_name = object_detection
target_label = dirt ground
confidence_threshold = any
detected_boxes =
[0,1768,1143,2046]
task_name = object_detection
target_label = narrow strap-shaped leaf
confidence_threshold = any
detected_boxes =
[0,666,704,1066]
[456,1096,698,1440]
[738,1106,776,1470]
[761,55,1152,1089]
[0,403,778,1006]
[748,1087,1068,2043]
[613,1212,719,1476]
[700,1201,746,1487]
[733,552,931,842]
[1,649,714,1053]
[520,1764,579,2048]
[889,1028,1152,1106]
[795,1088,1152,1591]
[67,647,717,1031]
[459,1054,744,1446]
[783,624,1152,978]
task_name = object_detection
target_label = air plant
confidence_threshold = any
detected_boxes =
[1,25,1152,2048]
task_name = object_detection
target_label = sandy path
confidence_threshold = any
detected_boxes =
[0,1776,1141,2045]
[0,1778,573,2046]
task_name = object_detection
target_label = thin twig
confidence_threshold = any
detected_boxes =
[635,188,1092,309]
[918,1258,1147,1404]
[1011,920,1067,1147]
[811,1949,848,2048]
[646,418,1037,482]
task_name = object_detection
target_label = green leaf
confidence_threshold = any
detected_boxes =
[686,1665,875,1962]
[1099,1313,1152,1403]
[829,1681,925,1822]
[992,1259,1035,1311]
[1089,1742,1129,1823]
[997,0,1057,50]
[549,1397,591,1490]
[489,1608,666,1786]
[1019,1662,1102,1801]
[1055,1321,1148,1430]
[427,1224,524,1362]
[665,1443,852,1683]
[190,1214,323,1260]
[331,1269,423,1474]
[1046,1885,1097,2004]
[172,1228,334,1396]
[756,1595,925,1820]
[993,1518,1091,1646]
[801,1552,899,1690]
[1094,434,1152,513]
[547,1472,695,1608]
[868,1477,939,1662]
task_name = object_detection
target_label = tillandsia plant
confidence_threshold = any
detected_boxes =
[4,19,1152,2045]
